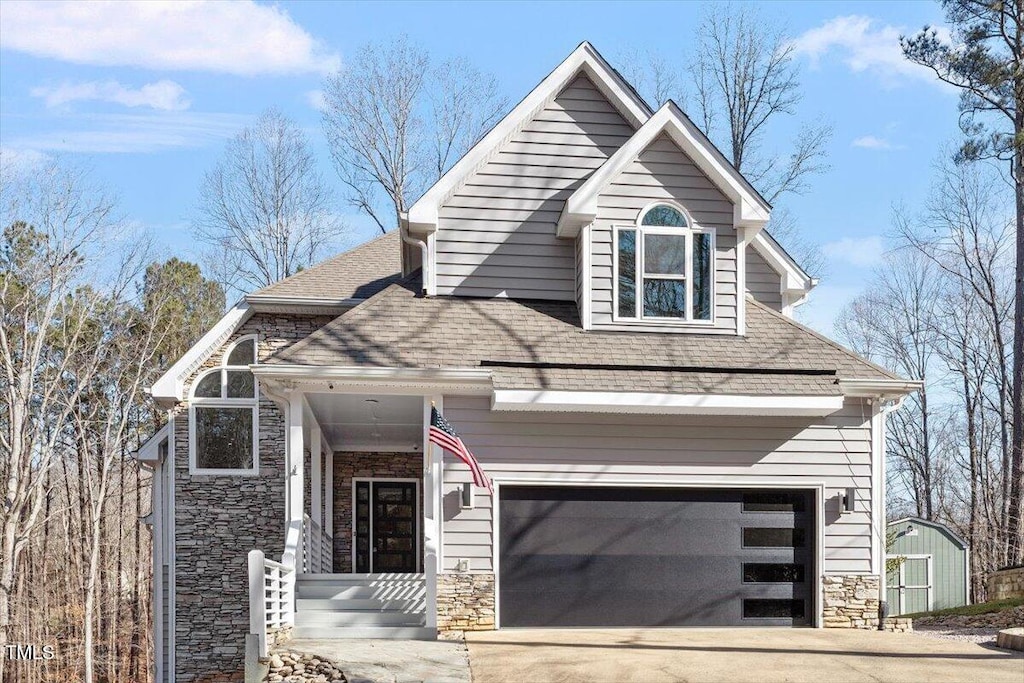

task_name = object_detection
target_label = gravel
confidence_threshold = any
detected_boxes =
[911,625,999,644]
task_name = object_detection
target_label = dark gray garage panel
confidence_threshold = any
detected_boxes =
[499,487,815,627]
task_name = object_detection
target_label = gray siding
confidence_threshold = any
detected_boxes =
[435,75,635,300]
[590,134,739,333]
[747,246,784,311]
[441,395,877,575]
[886,519,968,612]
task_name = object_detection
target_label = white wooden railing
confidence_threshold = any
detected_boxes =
[301,513,333,574]
[247,550,294,660]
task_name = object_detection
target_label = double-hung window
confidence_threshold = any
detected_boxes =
[189,336,259,475]
[616,203,714,322]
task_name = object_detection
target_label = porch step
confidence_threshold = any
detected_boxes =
[291,626,437,640]
[295,610,426,627]
[296,598,426,612]
[293,573,429,637]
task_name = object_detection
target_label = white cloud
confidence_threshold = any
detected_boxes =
[305,89,327,111]
[6,112,250,154]
[31,80,191,111]
[0,147,50,172]
[791,15,949,89]
[822,235,886,269]
[851,135,905,150]
[0,1,339,76]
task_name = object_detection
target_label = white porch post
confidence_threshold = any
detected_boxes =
[311,427,322,530]
[325,448,334,562]
[282,390,305,570]
[422,396,443,630]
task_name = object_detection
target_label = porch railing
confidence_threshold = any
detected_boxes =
[247,549,294,660]
[301,513,333,574]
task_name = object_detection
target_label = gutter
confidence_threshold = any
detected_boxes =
[838,378,923,402]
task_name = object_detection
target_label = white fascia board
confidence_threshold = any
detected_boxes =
[253,364,493,393]
[491,390,843,416]
[245,294,362,309]
[751,231,815,296]
[839,378,923,399]
[559,102,771,238]
[135,422,171,464]
[406,41,650,234]
[149,301,253,404]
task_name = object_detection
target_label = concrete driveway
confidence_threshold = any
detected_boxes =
[465,628,1024,683]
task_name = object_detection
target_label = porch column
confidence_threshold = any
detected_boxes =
[422,395,443,629]
[325,448,334,569]
[282,390,305,569]
[311,427,322,529]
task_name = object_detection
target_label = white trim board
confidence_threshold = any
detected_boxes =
[491,390,844,416]
[150,301,253,405]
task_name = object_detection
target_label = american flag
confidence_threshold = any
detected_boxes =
[429,406,492,493]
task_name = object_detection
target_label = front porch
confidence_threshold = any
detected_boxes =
[248,376,488,665]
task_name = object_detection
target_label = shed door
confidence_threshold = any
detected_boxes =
[886,555,932,615]
[499,487,815,627]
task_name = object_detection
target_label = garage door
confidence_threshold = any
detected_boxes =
[499,487,815,627]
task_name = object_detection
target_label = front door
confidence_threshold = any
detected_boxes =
[354,480,419,573]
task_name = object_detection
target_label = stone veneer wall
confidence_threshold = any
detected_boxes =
[331,451,424,573]
[823,575,881,629]
[437,573,496,638]
[172,313,333,683]
[987,566,1024,600]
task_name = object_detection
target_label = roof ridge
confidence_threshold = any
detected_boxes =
[250,230,399,297]
[745,295,904,382]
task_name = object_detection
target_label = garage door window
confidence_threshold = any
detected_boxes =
[742,492,806,513]
[743,563,805,583]
[743,527,806,547]
[743,599,805,619]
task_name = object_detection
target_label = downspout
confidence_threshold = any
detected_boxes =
[399,212,430,295]
[876,393,910,628]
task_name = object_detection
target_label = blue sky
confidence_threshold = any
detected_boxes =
[0,1,958,334]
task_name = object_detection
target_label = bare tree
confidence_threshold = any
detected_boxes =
[617,48,687,110]
[194,108,344,294]
[837,250,943,518]
[0,157,122,681]
[692,3,831,204]
[903,0,1024,561]
[322,35,508,233]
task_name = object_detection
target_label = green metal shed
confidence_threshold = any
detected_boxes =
[886,517,969,615]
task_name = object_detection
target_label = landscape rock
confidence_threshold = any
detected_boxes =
[264,650,346,683]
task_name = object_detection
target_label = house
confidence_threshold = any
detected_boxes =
[140,43,920,682]
[886,517,970,615]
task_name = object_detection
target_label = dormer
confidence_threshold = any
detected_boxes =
[401,42,815,333]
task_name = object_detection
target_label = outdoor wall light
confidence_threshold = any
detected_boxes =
[842,487,856,513]
[461,482,475,509]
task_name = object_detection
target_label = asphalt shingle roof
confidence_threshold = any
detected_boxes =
[267,280,898,394]
[250,230,402,301]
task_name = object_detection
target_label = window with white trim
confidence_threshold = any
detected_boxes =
[189,336,258,474]
[615,203,714,322]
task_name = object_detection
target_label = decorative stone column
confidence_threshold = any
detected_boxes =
[436,573,496,639]
[822,575,881,628]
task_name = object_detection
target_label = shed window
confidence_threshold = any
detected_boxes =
[615,204,714,322]
[189,336,259,475]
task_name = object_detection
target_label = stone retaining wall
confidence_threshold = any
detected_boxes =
[823,574,881,629]
[437,573,495,638]
[987,566,1024,600]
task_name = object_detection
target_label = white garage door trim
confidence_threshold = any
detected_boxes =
[490,477,827,629]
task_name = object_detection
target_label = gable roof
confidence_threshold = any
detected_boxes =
[888,517,969,550]
[558,101,771,237]
[405,41,651,234]
[149,231,403,404]
[266,281,904,395]
[247,230,403,306]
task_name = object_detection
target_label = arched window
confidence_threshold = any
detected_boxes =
[615,203,714,322]
[189,336,259,474]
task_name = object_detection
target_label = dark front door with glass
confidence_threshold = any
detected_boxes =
[354,481,419,573]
